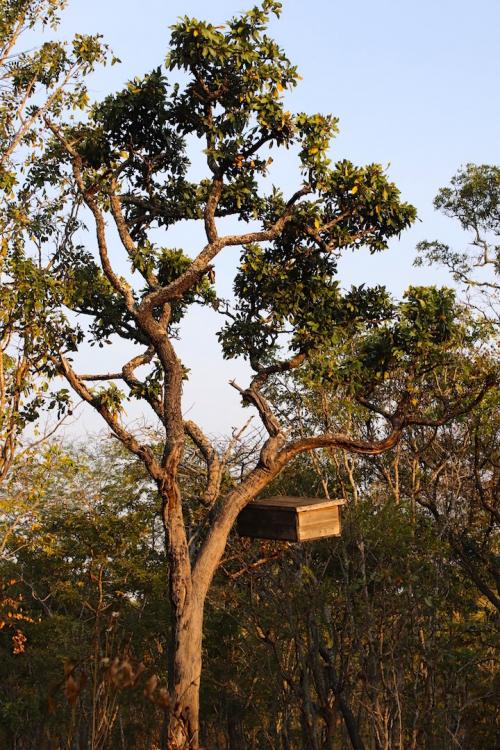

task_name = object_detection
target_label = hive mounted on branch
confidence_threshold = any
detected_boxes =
[237,497,345,542]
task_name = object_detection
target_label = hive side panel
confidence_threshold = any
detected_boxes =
[237,506,298,541]
[297,506,341,541]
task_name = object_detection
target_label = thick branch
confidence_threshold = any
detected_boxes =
[46,121,137,312]
[122,347,165,422]
[279,426,403,463]
[204,177,223,244]
[71,160,136,312]
[230,352,307,464]
[229,378,281,441]
[192,423,403,598]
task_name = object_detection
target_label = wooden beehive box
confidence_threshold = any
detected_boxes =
[237,496,345,542]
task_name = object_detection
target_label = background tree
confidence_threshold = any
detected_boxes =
[27,2,496,747]
[268,331,499,613]
[0,0,109,483]
[204,502,498,750]
[415,163,499,323]
[0,4,110,682]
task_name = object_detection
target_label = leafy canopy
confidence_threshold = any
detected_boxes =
[20,1,493,440]
[30,0,429,404]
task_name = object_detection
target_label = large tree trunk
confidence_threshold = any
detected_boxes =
[162,457,284,747]
[166,465,282,748]
[161,472,204,750]
[168,595,204,749]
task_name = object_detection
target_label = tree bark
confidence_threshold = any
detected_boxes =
[168,595,204,749]
[160,470,205,750]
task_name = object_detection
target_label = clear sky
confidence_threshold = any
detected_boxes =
[33,0,500,439]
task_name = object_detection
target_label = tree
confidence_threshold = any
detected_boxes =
[0,2,109,691]
[29,2,495,746]
[0,0,108,483]
[0,440,168,750]
[415,163,499,323]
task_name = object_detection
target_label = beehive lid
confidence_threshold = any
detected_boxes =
[248,496,346,511]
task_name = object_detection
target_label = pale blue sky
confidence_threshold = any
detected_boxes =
[35,0,500,437]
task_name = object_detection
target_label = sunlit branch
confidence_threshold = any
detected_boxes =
[139,185,311,313]
[57,354,162,480]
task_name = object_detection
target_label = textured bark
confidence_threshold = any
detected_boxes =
[159,422,200,747]
[168,595,204,748]
[165,469,280,747]
[161,476,205,750]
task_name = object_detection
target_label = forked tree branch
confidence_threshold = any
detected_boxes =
[139,185,312,313]
[79,348,164,422]
[192,422,404,597]
[56,354,162,481]
[72,160,136,312]
[45,121,137,312]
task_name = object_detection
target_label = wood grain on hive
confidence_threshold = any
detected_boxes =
[237,497,345,542]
